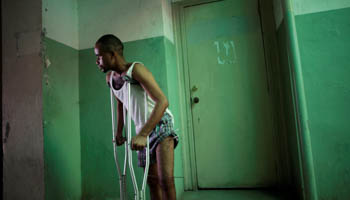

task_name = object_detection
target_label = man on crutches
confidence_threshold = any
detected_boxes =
[94,34,179,200]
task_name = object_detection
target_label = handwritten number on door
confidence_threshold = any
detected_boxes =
[214,41,237,65]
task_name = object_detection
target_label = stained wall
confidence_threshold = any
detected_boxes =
[2,0,45,199]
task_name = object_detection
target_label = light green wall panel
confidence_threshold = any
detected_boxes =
[293,0,350,16]
[43,37,81,200]
[42,0,79,49]
[295,7,350,199]
[79,36,184,199]
[77,0,164,50]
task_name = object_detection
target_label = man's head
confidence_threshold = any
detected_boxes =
[94,34,124,73]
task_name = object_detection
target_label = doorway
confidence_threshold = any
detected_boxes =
[174,0,280,190]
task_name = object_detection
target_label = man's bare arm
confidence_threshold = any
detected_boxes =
[132,63,169,137]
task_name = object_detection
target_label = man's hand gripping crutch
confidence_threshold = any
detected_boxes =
[110,81,150,200]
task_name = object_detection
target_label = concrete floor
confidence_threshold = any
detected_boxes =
[180,189,295,200]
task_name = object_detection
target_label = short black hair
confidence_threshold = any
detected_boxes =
[96,34,124,56]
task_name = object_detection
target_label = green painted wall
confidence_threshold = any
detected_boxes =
[43,37,82,200]
[276,5,350,200]
[163,37,185,196]
[79,36,184,199]
[295,7,350,199]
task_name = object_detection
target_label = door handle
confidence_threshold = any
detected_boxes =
[193,97,200,104]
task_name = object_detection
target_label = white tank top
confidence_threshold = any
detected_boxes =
[109,62,173,134]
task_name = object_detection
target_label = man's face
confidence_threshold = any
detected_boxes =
[94,44,113,73]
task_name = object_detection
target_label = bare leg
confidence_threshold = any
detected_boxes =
[147,163,162,200]
[156,136,176,200]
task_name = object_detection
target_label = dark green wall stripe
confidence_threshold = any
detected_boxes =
[43,37,81,200]
[295,7,350,199]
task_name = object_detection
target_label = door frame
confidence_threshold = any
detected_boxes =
[172,0,229,191]
[172,0,290,191]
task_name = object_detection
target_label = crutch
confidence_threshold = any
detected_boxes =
[111,79,150,200]
[110,89,128,200]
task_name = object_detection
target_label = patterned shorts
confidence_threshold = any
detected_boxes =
[137,113,179,167]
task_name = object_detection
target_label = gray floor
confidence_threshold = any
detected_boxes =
[180,189,294,200]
